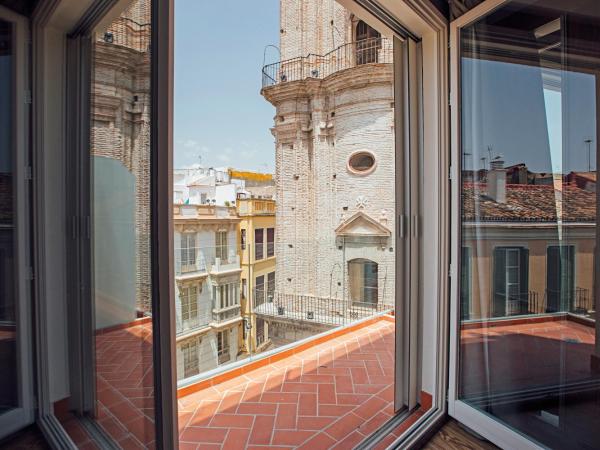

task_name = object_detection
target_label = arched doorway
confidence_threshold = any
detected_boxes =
[348,258,378,306]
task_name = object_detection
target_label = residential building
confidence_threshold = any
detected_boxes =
[173,203,243,380]
[259,0,396,341]
[237,196,276,353]
[461,165,596,320]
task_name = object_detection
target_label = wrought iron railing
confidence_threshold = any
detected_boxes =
[174,245,240,276]
[254,291,392,327]
[262,37,392,88]
[100,17,150,53]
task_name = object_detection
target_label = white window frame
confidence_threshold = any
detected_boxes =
[449,1,545,448]
[182,339,199,378]
[0,5,34,440]
[217,330,230,364]
[181,285,198,327]
[215,230,228,262]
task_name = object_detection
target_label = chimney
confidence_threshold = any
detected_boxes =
[488,156,506,203]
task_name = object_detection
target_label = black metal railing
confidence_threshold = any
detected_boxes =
[100,17,150,53]
[253,290,392,327]
[262,37,392,88]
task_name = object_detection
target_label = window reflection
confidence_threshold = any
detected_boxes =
[459,2,600,448]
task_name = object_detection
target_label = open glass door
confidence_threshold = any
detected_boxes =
[0,5,34,440]
[450,1,600,448]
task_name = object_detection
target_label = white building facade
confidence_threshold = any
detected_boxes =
[261,0,396,310]
[173,204,242,380]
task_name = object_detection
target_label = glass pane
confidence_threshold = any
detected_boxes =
[174,0,401,446]
[90,1,155,447]
[0,17,18,417]
[459,2,600,448]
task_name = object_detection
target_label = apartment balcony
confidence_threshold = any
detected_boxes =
[175,247,241,280]
[237,198,275,216]
[64,309,599,449]
[210,254,241,275]
[173,204,239,221]
[254,291,393,328]
[261,37,392,88]
[211,304,242,325]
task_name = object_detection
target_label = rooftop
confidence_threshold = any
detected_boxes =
[462,182,596,222]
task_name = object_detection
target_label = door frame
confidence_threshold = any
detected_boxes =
[0,4,35,440]
[448,1,546,448]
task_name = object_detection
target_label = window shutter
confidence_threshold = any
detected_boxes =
[547,246,560,312]
[520,248,529,314]
[493,248,506,317]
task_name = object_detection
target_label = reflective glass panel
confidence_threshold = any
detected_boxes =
[459,2,600,448]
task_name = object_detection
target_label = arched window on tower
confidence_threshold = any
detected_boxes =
[355,20,381,65]
[348,258,379,306]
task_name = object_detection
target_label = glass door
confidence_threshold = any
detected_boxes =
[450,1,600,448]
[0,6,33,440]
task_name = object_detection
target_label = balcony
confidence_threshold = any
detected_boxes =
[254,291,393,328]
[175,247,241,279]
[237,198,275,216]
[173,204,239,221]
[212,304,241,325]
[261,37,392,88]
[59,312,404,449]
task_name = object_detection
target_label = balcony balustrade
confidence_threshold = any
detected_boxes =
[261,37,393,88]
[101,16,150,53]
[212,304,241,324]
[175,246,240,278]
[253,290,392,327]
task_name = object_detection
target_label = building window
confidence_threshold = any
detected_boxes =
[493,247,529,317]
[256,318,265,346]
[255,228,264,260]
[241,278,247,300]
[267,227,274,257]
[546,246,575,313]
[215,230,228,262]
[181,286,198,328]
[347,151,376,175]
[267,272,275,300]
[180,233,196,273]
[355,20,381,65]
[217,283,239,309]
[255,275,265,307]
[240,229,246,250]
[348,259,378,305]
[182,339,199,379]
[217,330,230,364]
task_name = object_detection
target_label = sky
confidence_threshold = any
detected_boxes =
[174,0,279,172]
[461,58,597,174]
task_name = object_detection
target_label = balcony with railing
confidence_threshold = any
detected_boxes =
[175,246,241,279]
[261,37,393,88]
[253,290,393,328]
[237,198,275,216]
[212,305,241,324]
[173,204,238,221]
[99,16,150,53]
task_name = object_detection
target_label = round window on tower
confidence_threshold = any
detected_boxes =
[347,151,376,175]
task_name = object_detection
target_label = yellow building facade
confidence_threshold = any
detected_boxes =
[237,198,276,354]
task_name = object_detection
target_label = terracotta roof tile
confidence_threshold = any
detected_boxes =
[462,182,596,222]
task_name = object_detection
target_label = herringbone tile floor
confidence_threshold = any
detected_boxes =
[177,320,395,449]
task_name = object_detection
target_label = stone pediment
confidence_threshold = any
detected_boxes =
[335,211,391,238]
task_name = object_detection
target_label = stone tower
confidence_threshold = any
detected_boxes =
[262,0,396,308]
[91,0,152,315]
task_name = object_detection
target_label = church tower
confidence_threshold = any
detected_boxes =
[262,0,396,314]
